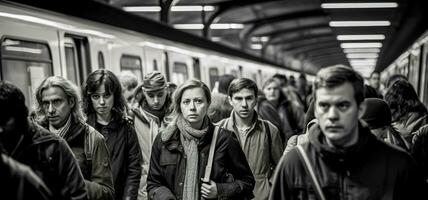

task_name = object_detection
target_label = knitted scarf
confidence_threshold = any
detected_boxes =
[176,115,209,200]
[141,100,167,122]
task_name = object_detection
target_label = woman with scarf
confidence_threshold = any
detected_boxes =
[130,71,173,200]
[82,69,142,200]
[147,79,255,200]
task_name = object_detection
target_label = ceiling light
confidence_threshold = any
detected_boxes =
[123,6,161,12]
[343,48,381,53]
[123,5,215,12]
[321,3,398,9]
[251,44,263,50]
[211,37,221,42]
[349,59,377,65]
[346,53,379,59]
[341,43,382,48]
[337,34,385,40]
[329,21,391,27]
[173,23,244,30]
[251,36,269,42]
[173,24,204,29]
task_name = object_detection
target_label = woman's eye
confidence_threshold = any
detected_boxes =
[182,100,190,105]
[104,94,111,98]
[92,94,100,99]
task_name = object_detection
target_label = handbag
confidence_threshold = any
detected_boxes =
[296,145,326,200]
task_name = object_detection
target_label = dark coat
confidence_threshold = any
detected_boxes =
[1,153,52,200]
[270,123,427,200]
[411,123,428,180]
[147,123,255,200]
[12,120,88,200]
[87,114,142,200]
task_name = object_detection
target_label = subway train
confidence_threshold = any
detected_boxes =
[381,29,428,106]
[0,1,312,107]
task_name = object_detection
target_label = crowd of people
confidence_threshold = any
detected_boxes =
[1,65,428,200]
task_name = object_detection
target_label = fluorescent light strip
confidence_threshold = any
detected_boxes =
[321,3,398,9]
[344,48,381,53]
[251,44,263,50]
[211,37,221,42]
[123,5,215,12]
[337,34,385,41]
[341,43,382,48]
[346,53,379,59]
[173,23,244,30]
[251,36,269,42]
[330,21,391,27]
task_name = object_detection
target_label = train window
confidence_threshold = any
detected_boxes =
[98,51,105,69]
[1,37,53,106]
[121,54,142,82]
[64,35,91,85]
[172,62,188,85]
[209,67,219,90]
[193,58,201,80]
[153,59,158,71]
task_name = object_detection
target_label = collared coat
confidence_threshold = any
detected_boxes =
[147,123,255,200]
[39,117,115,200]
[270,123,427,200]
[11,120,88,200]
[217,112,283,200]
[87,114,142,200]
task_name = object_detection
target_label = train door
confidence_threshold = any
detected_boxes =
[0,37,53,106]
[63,34,91,86]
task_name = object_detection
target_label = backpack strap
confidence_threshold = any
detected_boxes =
[263,121,275,171]
[296,145,326,200]
[84,125,96,161]
[203,126,220,183]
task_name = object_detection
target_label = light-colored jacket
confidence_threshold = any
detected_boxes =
[218,112,283,200]
[132,107,163,200]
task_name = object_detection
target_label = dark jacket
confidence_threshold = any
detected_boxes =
[1,153,52,200]
[147,123,255,200]
[256,96,284,144]
[276,100,305,143]
[87,114,142,200]
[270,123,427,200]
[40,117,115,200]
[12,120,88,200]
[411,124,428,180]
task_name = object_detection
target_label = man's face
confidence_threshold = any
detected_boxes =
[315,82,363,147]
[229,88,257,120]
[180,87,209,129]
[143,89,167,110]
[122,84,134,104]
[370,73,380,89]
[41,86,74,129]
[263,81,280,102]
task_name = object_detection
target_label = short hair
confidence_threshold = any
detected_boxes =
[34,76,85,123]
[82,69,126,118]
[172,79,211,116]
[262,77,287,103]
[272,74,288,87]
[118,71,138,90]
[384,80,428,122]
[0,81,28,124]
[313,65,365,105]
[218,74,235,94]
[228,78,258,98]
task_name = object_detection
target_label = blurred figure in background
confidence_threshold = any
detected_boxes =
[147,79,255,200]
[131,71,172,200]
[262,78,304,144]
[361,98,407,151]
[118,71,139,109]
[34,76,114,200]
[0,81,88,200]
[208,74,235,123]
[83,69,142,200]
[218,78,282,200]
[368,71,383,98]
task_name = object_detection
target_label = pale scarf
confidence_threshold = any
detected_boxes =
[176,115,209,200]
[49,116,71,138]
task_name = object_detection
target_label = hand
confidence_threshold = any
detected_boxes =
[201,180,218,199]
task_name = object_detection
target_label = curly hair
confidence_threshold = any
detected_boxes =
[384,80,427,122]
[82,69,126,119]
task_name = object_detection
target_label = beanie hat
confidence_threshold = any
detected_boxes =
[142,71,166,92]
[361,98,392,129]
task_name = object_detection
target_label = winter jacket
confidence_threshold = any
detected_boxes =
[270,123,427,200]
[411,123,428,180]
[132,106,166,200]
[276,100,305,144]
[40,117,115,200]
[87,114,142,200]
[393,112,427,148]
[12,120,88,200]
[1,153,52,200]
[147,123,255,200]
[218,112,283,200]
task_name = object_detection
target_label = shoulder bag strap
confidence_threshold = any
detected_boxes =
[203,126,220,182]
[296,145,326,200]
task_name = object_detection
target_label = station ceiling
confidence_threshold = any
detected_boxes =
[109,0,428,77]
